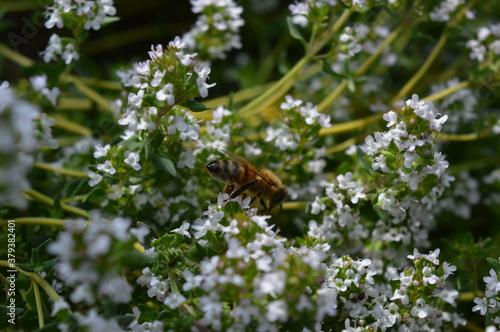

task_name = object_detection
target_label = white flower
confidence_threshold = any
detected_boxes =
[171,221,191,238]
[41,34,62,63]
[280,95,303,110]
[88,171,103,187]
[93,144,110,158]
[147,278,169,301]
[383,111,398,127]
[169,36,186,49]
[178,149,196,169]
[266,300,288,322]
[45,7,64,29]
[311,196,326,215]
[124,151,141,171]
[150,70,165,87]
[156,83,175,105]
[182,270,203,291]
[128,90,144,109]
[61,42,79,64]
[391,286,409,305]
[256,270,286,297]
[163,293,186,309]
[96,160,116,175]
[195,64,216,98]
[211,106,232,124]
[472,297,489,316]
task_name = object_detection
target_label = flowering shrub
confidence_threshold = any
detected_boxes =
[1,0,500,331]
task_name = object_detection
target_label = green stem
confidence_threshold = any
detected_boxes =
[34,162,89,178]
[391,0,476,104]
[239,8,354,117]
[0,218,78,227]
[319,113,382,136]
[61,75,114,112]
[0,261,60,302]
[32,279,45,328]
[169,271,181,295]
[318,23,406,113]
[22,189,90,218]
[424,80,470,102]
[392,33,449,103]
[0,43,33,67]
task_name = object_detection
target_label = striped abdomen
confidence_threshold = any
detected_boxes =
[205,160,254,185]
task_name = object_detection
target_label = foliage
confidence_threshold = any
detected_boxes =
[1,0,499,331]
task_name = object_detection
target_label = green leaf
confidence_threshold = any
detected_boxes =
[487,257,500,273]
[25,283,37,311]
[145,131,164,162]
[117,249,156,271]
[152,154,177,177]
[121,134,143,151]
[286,17,308,49]
[181,99,211,112]
[30,248,41,267]
[50,197,63,219]
[137,304,157,324]
[347,78,356,93]
[356,146,372,172]
[320,59,347,78]
[142,94,165,108]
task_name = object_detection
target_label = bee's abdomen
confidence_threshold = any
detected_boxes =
[206,160,251,184]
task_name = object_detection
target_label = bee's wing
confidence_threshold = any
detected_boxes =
[221,150,277,186]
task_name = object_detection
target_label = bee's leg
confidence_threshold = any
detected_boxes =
[248,186,265,205]
[224,185,235,195]
[230,180,258,199]
[260,198,268,214]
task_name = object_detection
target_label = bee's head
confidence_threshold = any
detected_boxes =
[270,188,288,212]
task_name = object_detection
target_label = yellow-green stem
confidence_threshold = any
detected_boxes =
[32,279,44,328]
[392,33,448,103]
[319,113,382,136]
[61,75,114,112]
[0,261,60,302]
[0,43,33,67]
[318,24,406,113]
[424,81,470,102]
[51,114,92,136]
[282,201,307,211]
[391,0,476,104]
[34,162,89,178]
[0,217,77,227]
[22,189,90,218]
[327,137,357,154]
[239,8,353,117]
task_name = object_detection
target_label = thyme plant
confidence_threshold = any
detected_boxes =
[1,0,499,331]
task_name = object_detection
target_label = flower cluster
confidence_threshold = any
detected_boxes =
[47,211,150,308]
[473,263,500,329]
[265,95,330,152]
[117,38,214,134]
[429,0,468,22]
[0,82,45,208]
[42,0,116,64]
[361,94,450,192]
[45,0,117,31]
[466,23,500,63]
[29,74,61,107]
[136,210,338,331]
[4,0,500,331]
[388,248,465,330]
[289,0,336,28]
[182,0,244,61]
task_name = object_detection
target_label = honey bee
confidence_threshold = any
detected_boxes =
[205,150,288,214]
